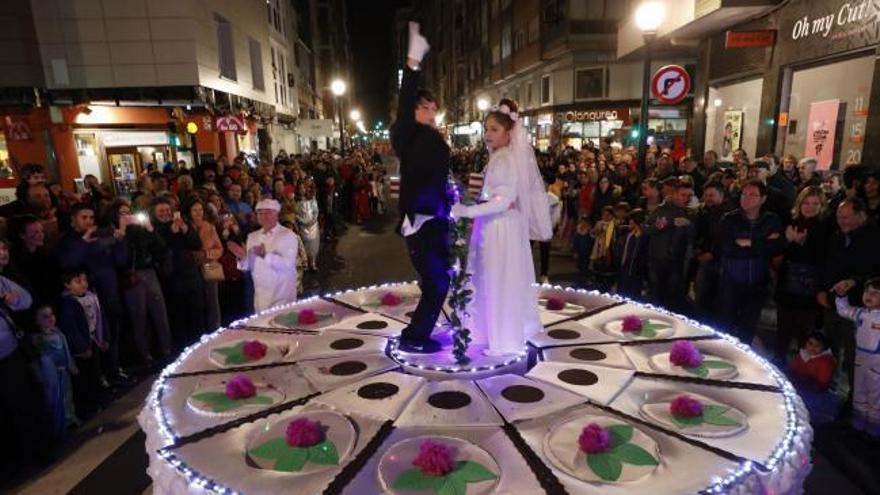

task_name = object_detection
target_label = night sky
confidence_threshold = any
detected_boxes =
[346,0,411,128]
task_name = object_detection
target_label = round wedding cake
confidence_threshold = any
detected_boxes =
[139,282,812,494]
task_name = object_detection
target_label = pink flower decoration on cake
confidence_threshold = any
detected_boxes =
[285,417,325,447]
[412,440,455,477]
[546,297,566,311]
[669,340,703,368]
[297,309,319,325]
[621,315,643,333]
[242,340,268,360]
[669,395,703,418]
[577,423,611,454]
[381,292,402,306]
[224,374,256,400]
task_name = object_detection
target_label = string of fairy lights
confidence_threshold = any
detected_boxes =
[142,282,811,495]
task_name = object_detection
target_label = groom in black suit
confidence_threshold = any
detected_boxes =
[391,23,450,354]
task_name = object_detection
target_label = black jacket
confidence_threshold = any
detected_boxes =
[718,209,785,286]
[391,67,450,230]
[824,224,880,304]
[154,222,203,293]
[643,201,695,261]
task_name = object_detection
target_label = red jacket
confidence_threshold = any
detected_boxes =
[788,349,835,391]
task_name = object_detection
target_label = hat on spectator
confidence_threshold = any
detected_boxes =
[255,198,281,211]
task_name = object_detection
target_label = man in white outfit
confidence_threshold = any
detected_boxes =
[228,199,299,311]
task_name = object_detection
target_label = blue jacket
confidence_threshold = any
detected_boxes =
[718,209,785,286]
[57,229,128,304]
[58,291,106,356]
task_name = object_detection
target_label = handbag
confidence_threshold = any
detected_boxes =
[202,260,226,282]
[780,261,819,297]
[0,301,39,364]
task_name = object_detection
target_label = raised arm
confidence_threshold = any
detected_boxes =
[391,22,430,153]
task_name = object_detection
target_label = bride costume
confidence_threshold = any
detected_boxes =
[453,105,553,355]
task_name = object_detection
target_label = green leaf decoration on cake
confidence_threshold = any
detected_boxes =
[190,391,274,412]
[682,359,735,378]
[670,404,742,428]
[248,437,339,472]
[584,424,658,482]
[211,342,249,365]
[274,310,334,327]
[392,460,497,494]
[636,320,671,338]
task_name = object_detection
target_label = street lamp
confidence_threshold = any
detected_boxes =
[331,78,347,151]
[349,109,361,121]
[635,1,664,175]
[476,98,490,112]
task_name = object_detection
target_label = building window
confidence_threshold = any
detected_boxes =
[542,0,563,25]
[514,30,525,51]
[541,74,551,104]
[575,67,605,99]
[492,44,500,65]
[501,25,512,59]
[215,14,236,81]
[528,16,539,42]
[527,82,533,105]
[249,38,264,91]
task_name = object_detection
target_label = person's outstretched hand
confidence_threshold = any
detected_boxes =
[451,203,468,219]
[407,22,430,65]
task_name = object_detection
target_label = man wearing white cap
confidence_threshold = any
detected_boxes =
[227,198,299,311]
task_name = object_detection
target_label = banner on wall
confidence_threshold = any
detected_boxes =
[804,99,840,171]
[721,110,743,159]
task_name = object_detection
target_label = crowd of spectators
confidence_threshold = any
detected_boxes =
[0,145,390,476]
[455,140,880,436]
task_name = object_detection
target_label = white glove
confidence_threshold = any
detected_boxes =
[407,22,430,63]
[451,203,469,219]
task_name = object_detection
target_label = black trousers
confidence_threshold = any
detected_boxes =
[402,219,451,342]
[0,348,50,468]
[648,258,685,312]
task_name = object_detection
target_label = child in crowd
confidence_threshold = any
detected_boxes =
[32,305,79,437]
[589,206,618,290]
[571,215,594,289]
[58,270,108,418]
[615,208,648,301]
[834,277,880,436]
[787,331,839,425]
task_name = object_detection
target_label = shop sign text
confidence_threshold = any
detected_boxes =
[790,1,872,40]
[564,110,619,122]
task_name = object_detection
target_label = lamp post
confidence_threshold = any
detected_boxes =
[635,2,664,176]
[331,78,347,152]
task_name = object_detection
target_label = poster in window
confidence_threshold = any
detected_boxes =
[721,110,743,159]
[804,99,840,171]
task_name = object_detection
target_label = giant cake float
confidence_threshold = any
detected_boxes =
[139,282,812,494]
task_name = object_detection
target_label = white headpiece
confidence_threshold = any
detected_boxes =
[255,198,281,211]
[491,103,519,120]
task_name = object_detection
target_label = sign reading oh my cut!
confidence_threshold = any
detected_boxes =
[790,0,872,40]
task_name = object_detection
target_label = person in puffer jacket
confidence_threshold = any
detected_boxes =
[716,179,785,344]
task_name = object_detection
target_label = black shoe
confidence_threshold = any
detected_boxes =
[397,338,442,354]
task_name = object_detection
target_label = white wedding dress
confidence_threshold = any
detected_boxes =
[460,142,549,355]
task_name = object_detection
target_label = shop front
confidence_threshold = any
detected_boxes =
[559,108,629,149]
[450,122,483,148]
[697,0,880,169]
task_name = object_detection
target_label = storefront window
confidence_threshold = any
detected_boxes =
[561,119,623,149]
[75,133,103,184]
[705,78,763,160]
[782,54,873,169]
[0,134,12,179]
